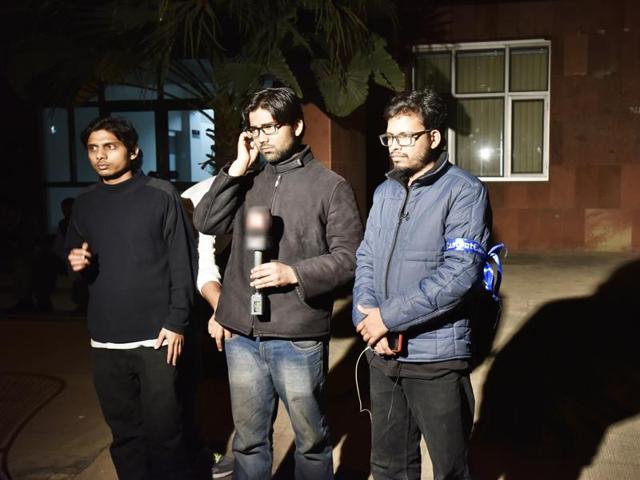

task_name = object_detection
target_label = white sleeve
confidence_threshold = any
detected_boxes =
[196,232,221,294]
[182,177,221,295]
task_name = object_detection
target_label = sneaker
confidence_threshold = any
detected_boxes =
[212,453,233,478]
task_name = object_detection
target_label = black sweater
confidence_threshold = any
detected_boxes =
[65,173,196,343]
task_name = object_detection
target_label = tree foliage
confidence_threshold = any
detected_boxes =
[2,0,405,118]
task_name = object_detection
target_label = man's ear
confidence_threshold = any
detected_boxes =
[130,147,140,160]
[429,130,442,149]
[293,119,304,137]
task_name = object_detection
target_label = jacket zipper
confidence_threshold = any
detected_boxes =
[270,173,303,303]
[383,187,410,299]
[270,174,281,211]
[253,174,282,329]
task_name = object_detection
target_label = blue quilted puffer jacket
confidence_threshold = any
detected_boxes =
[352,152,492,363]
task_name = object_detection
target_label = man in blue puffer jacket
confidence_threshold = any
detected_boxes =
[353,89,492,480]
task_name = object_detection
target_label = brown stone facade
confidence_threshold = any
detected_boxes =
[299,1,640,252]
[403,0,640,251]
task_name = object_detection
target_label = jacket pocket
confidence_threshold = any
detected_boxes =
[293,285,325,313]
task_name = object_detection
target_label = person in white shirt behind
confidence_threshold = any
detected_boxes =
[182,177,234,479]
[182,177,224,340]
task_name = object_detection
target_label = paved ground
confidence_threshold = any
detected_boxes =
[1,252,639,479]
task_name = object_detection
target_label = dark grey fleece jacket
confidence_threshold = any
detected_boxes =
[193,146,363,338]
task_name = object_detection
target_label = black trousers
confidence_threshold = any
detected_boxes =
[93,347,194,480]
[369,365,475,480]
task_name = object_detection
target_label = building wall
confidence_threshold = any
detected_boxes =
[302,103,367,220]
[406,0,640,251]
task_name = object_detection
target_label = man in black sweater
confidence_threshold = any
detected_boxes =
[65,116,197,479]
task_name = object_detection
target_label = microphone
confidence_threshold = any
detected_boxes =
[245,206,272,316]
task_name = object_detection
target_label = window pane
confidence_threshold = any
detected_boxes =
[455,98,504,177]
[74,107,100,182]
[168,110,215,182]
[164,82,214,100]
[456,49,505,93]
[510,47,549,92]
[512,100,544,173]
[109,112,157,173]
[415,52,451,93]
[164,84,197,100]
[42,108,70,182]
[105,70,158,100]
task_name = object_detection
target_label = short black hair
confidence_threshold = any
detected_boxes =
[242,87,304,127]
[384,89,447,134]
[80,116,143,168]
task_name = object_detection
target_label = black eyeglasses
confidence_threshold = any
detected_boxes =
[245,123,282,138]
[378,130,431,147]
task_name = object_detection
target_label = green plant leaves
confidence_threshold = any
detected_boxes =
[312,35,404,117]
[311,57,369,117]
[264,48,303,98]
[370,34,405,92]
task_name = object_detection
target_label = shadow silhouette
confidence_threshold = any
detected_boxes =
[471,259,640,479]
[273,299,372,479]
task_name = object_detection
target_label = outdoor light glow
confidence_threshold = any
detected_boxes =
[479,147,492,161]
[50,125,57,134]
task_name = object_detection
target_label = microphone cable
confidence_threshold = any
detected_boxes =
[355,345,373,422]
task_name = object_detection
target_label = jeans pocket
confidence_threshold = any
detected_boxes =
[224,333,240,342]
[289,339,322,351]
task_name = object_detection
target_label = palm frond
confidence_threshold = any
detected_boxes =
[2,0,403,118]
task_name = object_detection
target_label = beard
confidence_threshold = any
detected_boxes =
[388,166,415,184]
[389,155,427,184]
[389,149,438,184]
[261,141,302,164]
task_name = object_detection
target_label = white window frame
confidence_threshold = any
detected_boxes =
[412,39,551,182]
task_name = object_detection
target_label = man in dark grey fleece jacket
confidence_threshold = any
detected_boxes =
[193,88,362,480]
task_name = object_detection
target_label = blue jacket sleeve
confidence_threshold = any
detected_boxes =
[379,181,491,332]
[352,191,382,327]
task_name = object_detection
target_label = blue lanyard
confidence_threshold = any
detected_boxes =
[445,239,506,299]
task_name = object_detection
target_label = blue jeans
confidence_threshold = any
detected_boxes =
[225,334,334,480]
[369,365,474,480]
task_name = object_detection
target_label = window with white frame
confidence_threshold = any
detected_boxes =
[413,40,550,181]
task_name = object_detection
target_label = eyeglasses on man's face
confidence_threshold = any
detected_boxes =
[378,130,431,147]
[245,123,282,138]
